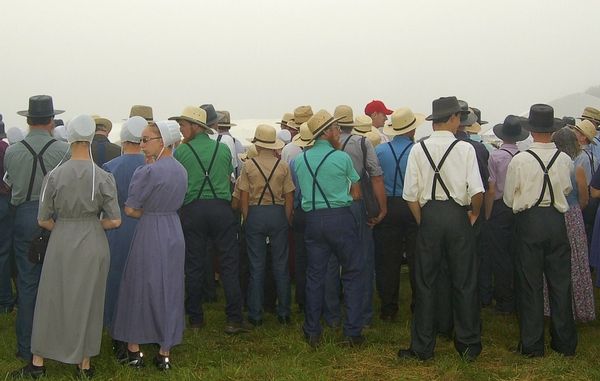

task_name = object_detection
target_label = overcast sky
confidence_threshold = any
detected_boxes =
[1,0,599,130]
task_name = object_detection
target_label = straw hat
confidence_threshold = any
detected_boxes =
[292,122,315,148]
[247,124,285,150]
[168,106,213,133]
[276,112,294,128]
[288,105,314,129]
[129,105,153,121]
[351,115,376,134]
[238,145,258,162]
[581,106,600,123]
[92,115,113,133]
[365,130,381,147]
[217,110,237,127]
[465,122,482,134]
[334,105,354,127]
[383,108,425,136]
[573,119,597,143]
[307,109,343,141]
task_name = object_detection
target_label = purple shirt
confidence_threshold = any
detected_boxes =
[488,143,519,200]
[0,140,9,195]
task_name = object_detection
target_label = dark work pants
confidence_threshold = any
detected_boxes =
[180,199,242,324]
[486,199,515,312]
[0,194,15,312]
[514,207,577,356]
[293,208,307,309]
[303,207,364,338]
[373,197,417,318]
[410,201,481,359]
[476,213,493,306]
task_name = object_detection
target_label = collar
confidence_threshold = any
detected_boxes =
[500,143,518,150]
[93,134,110,142]
[192,132,210,142]
[455,130,469,140]
[257,148,275,158]
[392,135,412,143]
[219,130,232,137]
[529,142,557,150]
[27,129,51,137]
[429,130,456,139]
[314,139,333,149]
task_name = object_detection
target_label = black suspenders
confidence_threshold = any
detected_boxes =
[185,136,222,199]
[341,135,352,152]
[583,149,596,177]
[251,158,281,205]
[525,149,562,207]
[387,142,413,197]
[20,139,57,202]
[420,140,460,201]
[303,150,336,211]
[499,148,516,158]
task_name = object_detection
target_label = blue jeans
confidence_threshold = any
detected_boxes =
[245,205,291,321]
[13,201,42,360]
[303,207,364,338]
[0,195,15,312]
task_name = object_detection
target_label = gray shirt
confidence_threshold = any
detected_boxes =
[339,132,383,177]
[4,129,70,206]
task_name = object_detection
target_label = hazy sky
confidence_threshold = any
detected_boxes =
[1,0,599,130]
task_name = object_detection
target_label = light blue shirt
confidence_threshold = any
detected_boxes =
[375,135,414,197]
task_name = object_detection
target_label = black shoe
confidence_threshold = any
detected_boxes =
[224,320,253,334]
[277,315,291,325]
[126,350,145,368]
[248,317,263,327]
[380,312,397,322]
[341,335,365,347]
[10,363,46,379]
[76,365,95,379]
[509,343,544,358]
[154,353,172,371]
[189,321,205,329]
[397,348,432,361]
[112,340,128,363]
[305,334,321,349]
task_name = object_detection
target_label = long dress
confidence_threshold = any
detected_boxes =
[102,154,145,329]
[31,160,120,363]
[110,156,187,349]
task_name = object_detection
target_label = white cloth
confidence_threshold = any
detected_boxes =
[218,130,245,174]
[403,130,484,207]
[503,142,573,213]
[281,142,303,164]
[210,133,238,171]
[377,127,390,144]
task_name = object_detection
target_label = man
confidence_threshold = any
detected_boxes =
[172,106,249,334]
[365,100,393,143]
[201,104,238,176]
[374,107,424,321]
[294,109,364,347]
[0,114,14,314]
[484,115,529,314]
[4,95,70,361]
[323,105,386,329]
[398,96,484,361]
[504,104,577,357]
[217,110,246,175]
[277,112,299,138]
[91,115,120,166]
[282,106,314,164]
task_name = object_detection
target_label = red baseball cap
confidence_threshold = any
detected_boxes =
[365,100,393,116]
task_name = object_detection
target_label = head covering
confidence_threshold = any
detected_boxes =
[365,100,393,116]
[458,101,478,127]
[426,96,462,121]
[351,115,376,134]
[168,106,213,134]
[67,114,96,144]
[520,104,565,133]
[200,104,224,127]
[465,122,482,134]
[92,115,113,133]
[277,129,292,144]
[581,106,600,124]
[120,116,147,144]
[6,127,25,144]
[52,125,68,142]
[307,109,343,141]
[217,111,237,127]
[292,122,315,148]
[17,95,64,117]
[493,115,529,142]
[155,120,182,147]
[276,112,294,128]
[472,107,488,125]
[365,130,381,147]
[334,105,354,127]
[288,106,314,129]
[129,105,154,121]
[384,108,425,136]
[573,119,597,143]
[238,145,258,162]
[247,124,285,150]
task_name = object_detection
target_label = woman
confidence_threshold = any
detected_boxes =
[110,120,187,370]
[12,114,121,378]
[548,127,595,322]
[102,116,147,361]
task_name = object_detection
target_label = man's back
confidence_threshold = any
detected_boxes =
[91,135,121,167]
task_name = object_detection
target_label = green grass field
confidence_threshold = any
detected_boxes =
[1,276,600,380]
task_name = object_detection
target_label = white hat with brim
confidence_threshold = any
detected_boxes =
[383,108,425,136]
[168,106,213,134]
[246,124,285,150]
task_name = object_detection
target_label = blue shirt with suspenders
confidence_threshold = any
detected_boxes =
[375,135,414,197]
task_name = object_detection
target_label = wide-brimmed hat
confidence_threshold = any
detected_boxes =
[17,95,64,117]
[120,116,147,143]
[472,107,488,125]
[493,115,530,142]
[155,120,182,147]
[426,96,462,121]
[520,104,565,133]
[458,101,478,127]
[351,115,376,134]
[307,109,343,141]
[200,104,224,127]
[238,145,258,162]
[92,115,113,134]
[217,110,237,127]
[364,130,381,147]
[581,106,600,124]
[288,105,314,129]
[384,108,425,136]
[276,112,294,129]
[465,122,482,134]
[334,105,354,127]
[247,124,284,150]
[168,106,213,133]
[129,105,153,121]
[67,114,96,144]
[365,100,393,116]
[292,122,315,148]
[572,119,597,144]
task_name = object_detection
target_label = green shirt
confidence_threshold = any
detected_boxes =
[174,133,233,204]
[295,139,360,211]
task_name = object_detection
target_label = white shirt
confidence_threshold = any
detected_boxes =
[210,133,237,171]
[403,130,484,207]
[377,127,390,144]
[281,142,303,164]
[503,142,573,213]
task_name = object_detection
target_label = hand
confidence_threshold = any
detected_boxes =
[467,211,479,226]
[367,209,387,227]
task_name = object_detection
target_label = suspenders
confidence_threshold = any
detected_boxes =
[303,149,336,211]
[525,149,561,207]
[185,135,222,199]
[341,135,352,151]
[583,149,596,177]
[251,158,281,205]
[499,148,517,158]
[387,142,413,197]
[420,140,460,201]
[20,139,57,202]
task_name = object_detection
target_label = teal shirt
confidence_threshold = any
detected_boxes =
[174,133,233,204]
[295,139,360,211]
[4,129,70,206]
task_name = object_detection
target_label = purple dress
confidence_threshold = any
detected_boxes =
[110,157,188,349]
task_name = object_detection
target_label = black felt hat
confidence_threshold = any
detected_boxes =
[17,95,64,117]
[425,96,463,121]
[493,115,529,142]
[520,104,565,133]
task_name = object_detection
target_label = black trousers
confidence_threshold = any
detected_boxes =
[373,197,416,317]
[293,208,307,309]
[410,201,481,358]
[180,199,243,324]
[514,207,577,356]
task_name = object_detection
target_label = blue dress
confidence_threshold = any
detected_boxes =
[102,154,145,328]
[110,157,188,349]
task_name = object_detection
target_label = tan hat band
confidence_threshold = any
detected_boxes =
[393,117,416,131]
[253,137,276,144]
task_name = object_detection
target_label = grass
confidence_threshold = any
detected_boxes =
[1,274,600,380]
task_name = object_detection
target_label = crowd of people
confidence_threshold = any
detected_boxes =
[1,94,599,378]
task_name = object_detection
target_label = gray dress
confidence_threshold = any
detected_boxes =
[31,160,119,364]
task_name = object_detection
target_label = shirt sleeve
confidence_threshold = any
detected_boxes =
[125,165,153,209]
[346,155,360,183]
[503,159,517,209]
[466,145,485,198]
[364,138,383,177]
[232,178,241,200]
[38,173,56,221]
[237,162,251,193]
[100,173,121,220]
[282,163,296,194]
[402,149,420,202]
[487,153,497,184]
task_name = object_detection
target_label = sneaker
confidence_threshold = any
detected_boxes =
[126,350,145,368]
[75,365,95,379]
[10,363,46,379]
[224,320,253,335]
[154,353,172,371]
